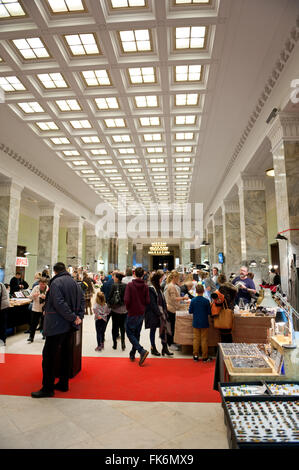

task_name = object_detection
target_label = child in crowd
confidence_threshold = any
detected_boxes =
[93,291,110,352]
[188,284,212,362]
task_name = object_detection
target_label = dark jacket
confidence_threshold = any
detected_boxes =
[10,276,28,295]
[101,278,114,300]
[124,278,150,317]
[145,286,161,329]
[219,282,238,310]
[43,271,85,337]
[180,284,194,300]
[188,295,211,329]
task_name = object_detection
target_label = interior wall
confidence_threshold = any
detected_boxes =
[58,227,67,266]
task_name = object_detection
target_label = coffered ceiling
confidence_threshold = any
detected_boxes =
[0,0,298,221]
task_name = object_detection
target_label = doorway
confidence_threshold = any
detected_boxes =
[270,243,280,269]
[152,256,174,271]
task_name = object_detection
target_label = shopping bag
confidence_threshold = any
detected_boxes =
[213,300,234,329]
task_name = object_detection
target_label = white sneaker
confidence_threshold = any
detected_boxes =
[170,344,180,351]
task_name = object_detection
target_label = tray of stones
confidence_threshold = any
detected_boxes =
[220,343,263,357]
[228,356,273,373]
[222,396,299,448]
[219,382,269,400]
[265,382,299,397]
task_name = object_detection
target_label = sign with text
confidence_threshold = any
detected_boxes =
[16,257,28,267]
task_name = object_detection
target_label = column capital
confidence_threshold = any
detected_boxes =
[67,216,84,229]
[38,204,61,218]
[222,200,240,214]
[268,113,299,152]
[0,180,24,199]
[213,215,223,226]
[237,174,265,192]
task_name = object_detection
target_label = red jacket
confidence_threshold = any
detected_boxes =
[124,278,150,317]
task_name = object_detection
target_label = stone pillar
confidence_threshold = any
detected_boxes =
[85,227,99,273]
[127,238,133,267]
[213,215,223,266]
[237,175,269,286]
[37,205,61,273]
[118,238,128,272]
[101,238,109,273]
[222,200,241,278]
[66,217,83,267]
[135,242,143,265]
[206,223,214,265]
[268,113,299,302]
[0,181,23,282]
[180,239,190,267]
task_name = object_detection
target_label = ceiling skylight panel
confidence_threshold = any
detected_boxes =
[146,147,163,154]
[0,1,26,18]
[123,158,139,165]
[64,33,100,56]
[149,158,165,164]
[12,37,49,60]
[135,95,158,108]
[128,67,156,84]
[37,73,68,89]
[175,157,191,163]
[112,134,131,143]
[119,29,152,53]
[175,26,207,50]
[175,146,192,152]
[97,159,113,165]
[118,148,135,154]
[95,97,119,110]
[56,99,81,111]
[63,150,80,156]
[70,120,91,129]
[175,93,199,106]
[81,136,100,143]
[91,149,108,155]
[82,69,111,87]
[51,137,70,145]
[174,0,210,4]
[104,118,126,128]
[36,121,59,131]
[17,101,44,113]
[80,169,95,174]
[111,0,146,7]
[175,65,202,82]
[0,76,25,91]
[47,0,85,13]
[139,117,160,127]
[175,132,194,140]
[71,160,88,166]
[175,115,196,125]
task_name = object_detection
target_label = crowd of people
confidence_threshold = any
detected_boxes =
[0,261,281,398]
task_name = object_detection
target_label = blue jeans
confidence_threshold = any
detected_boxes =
[125,315,145,357]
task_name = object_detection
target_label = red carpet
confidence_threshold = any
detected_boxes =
[0,354,220,403]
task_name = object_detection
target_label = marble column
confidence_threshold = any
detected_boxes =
[206,223,214,265]
[66,217,83,267]
[118,238,128,272]
[268,114,299,301]
[127,238,133,267]
[180,239,190,267]
[136,242,143,265]
[102,238,109,273]
[37,205,61,272]
[0,181,23,282]
[222,200,241,277]
[213,215,223,265]
[85,227,101,273]
[238,175,269,285]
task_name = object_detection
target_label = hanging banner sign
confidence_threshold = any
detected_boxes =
[16,257,28,267]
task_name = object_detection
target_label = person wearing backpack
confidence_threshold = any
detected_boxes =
[107,272,127,351]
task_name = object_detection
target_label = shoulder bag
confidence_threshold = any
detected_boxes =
[213,299,234,330]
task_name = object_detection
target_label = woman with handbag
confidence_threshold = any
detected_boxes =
[215,274,238,343]
[107,272,127,350]
[145,270,173,356]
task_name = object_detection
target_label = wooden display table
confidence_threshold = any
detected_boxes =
[174,311,220,347]
[232,314,275,344]
[7,299,31,330]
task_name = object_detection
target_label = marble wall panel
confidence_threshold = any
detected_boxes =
[0,194,21,282]
[37,215,59,271]
[224,212,241,277]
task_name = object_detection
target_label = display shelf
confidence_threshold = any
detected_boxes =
[265,382,299,397]
[221,395,299,448]
[219,382,269,399]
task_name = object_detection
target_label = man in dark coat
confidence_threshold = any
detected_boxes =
[31,262,85,398]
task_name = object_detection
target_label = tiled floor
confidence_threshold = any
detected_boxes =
[0,315,229,449]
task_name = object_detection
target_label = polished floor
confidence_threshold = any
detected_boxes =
[0,315,229,449]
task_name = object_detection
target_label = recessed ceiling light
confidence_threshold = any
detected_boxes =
[51,137,70,145]
[70,120,91,129]
[82,69,111,86]
[104,118,126,128]
[81,136,101,143]
[56,99,81,111]
[36,121,59,131]
[111,0,146,8]
[175,65,202,82]
[175,93,199,106]
[175,132,194,140]
[112,134,131,143]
